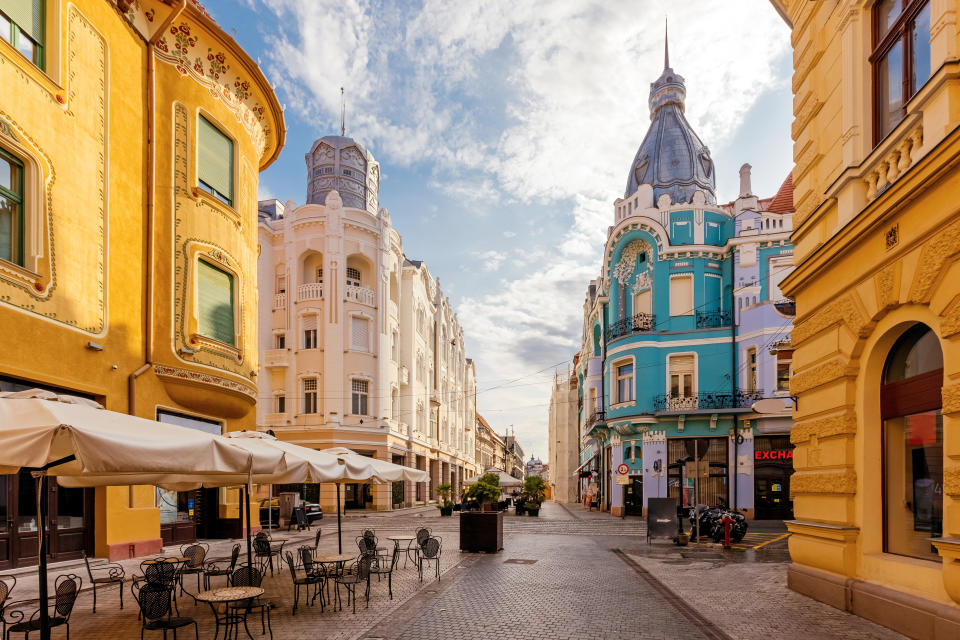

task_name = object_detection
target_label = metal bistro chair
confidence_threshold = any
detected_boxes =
[132,582,198,640]
[367,544,399,600]
[138,558,181,616]
[311,528,323,555]
[283,550,323,616]
[297,546,326,610]
[228,565,272,640]
[178,543,208,600]
[335,554,373,614]
[412,527,431,565]
[253,535,282,576]
[82,550,125,613]
[359,530,388,561]
[0,574,16,640]
[203,543,240,590]
[4,574,81,640]
[418,536,442,583]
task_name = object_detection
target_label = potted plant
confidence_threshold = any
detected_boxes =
[522,476,546,517]
[460,473,504,552]
[437,483,454,516]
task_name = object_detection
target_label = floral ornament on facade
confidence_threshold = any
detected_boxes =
[632,270,652,294]
[613,239,652,284]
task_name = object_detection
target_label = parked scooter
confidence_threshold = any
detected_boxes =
[687,503,748,543]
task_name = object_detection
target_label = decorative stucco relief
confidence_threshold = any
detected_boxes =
[945,466,960,497]
[873,261,901,311]
[155,22,272,158]
[790,358,854,396]
[791,411,857,444]
[791,292,869,346]
[612,239,651,285]
[632,270,652,293]
[908,216,960,304]
[790,468,857,495]
[942,383,960,415]
[153,364,256,400]
[940,295,960,338]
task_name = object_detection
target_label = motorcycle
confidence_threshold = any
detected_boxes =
[687,503,748,543]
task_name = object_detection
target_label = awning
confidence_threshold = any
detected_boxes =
[572,454,598,476]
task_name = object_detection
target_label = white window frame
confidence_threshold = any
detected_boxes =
[666,352,697,399]
[301,377,318,415]
[348,312,372,352]
[351,378,369,416]
[611,357,636,406]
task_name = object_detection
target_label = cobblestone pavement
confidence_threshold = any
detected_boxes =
[3,503,910,640]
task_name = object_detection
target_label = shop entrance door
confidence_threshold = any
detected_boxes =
[755,465,793,519]
[624,477,644,516]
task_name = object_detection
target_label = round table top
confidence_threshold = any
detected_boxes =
[268,537,287,542]
[314,553,354,563]
[195,586,264,603]
[385,535,416,541]
[142,556,188,564]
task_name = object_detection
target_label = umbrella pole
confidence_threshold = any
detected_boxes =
[244,485,253,568]
[35,471,50,640]
[336,483,342,554]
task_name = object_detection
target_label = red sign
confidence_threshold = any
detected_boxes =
[617,463,629,475]
[755,449,793,461]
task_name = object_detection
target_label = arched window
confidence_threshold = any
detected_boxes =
[881,324,943,561]
[623,443,631,462]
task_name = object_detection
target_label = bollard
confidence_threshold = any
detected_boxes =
[722,515,734,549]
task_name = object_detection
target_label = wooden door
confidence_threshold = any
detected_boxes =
[0,475,11,570]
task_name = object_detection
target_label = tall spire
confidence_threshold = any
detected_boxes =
[664,16,669,70]
[340,87,346,136]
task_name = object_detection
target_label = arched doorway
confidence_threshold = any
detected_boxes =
[881,324,943,561]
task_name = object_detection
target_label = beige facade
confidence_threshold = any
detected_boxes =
[548,370,580,504]
[256,135,478,512]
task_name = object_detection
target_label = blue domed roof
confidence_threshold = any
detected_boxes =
[624,42,716,205]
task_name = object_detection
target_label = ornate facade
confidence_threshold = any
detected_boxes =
[0,0,283,563]
[575,43,796,519]
[257,135,479,512]
[770,0,960,634]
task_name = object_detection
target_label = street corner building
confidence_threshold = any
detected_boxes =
[567,39,797,520]
[769,0,960,636]
[0,0,283,563]
[255,134,481,515]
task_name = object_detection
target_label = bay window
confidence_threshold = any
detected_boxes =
[872,0,931,142]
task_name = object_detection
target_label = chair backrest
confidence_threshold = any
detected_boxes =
[362,529,375,542]
[253,537,272,555]
[0,574,15,607]
[254,530,268,541]
[53,574,81,619]
[298,546,316,574]
[143,560,177,588]
[356,535,378,555]
[421,537,441,559]
[356,554,374,581]
[313,527,323,550]
[231,564,263,588]
[228,543,241,570]
[182,543,206,568]
[283,551,298,579]
[135,584,172,622]
[415,527,431,547]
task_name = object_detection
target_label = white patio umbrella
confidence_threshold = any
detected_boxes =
[320,447,429,552]
[0,391,285,640]
[465,467,523,488]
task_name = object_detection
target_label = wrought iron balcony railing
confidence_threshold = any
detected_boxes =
[653,390,764,412]
[773,299,796,316]
[585,410,606,430]
[606,313,655,341]
[695,310,731,329]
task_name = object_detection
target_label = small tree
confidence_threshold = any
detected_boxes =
[436,482,454,508]
[464,473,501,507]
[522,476,546,507]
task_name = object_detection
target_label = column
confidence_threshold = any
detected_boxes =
[610,433,625,517]
[642,430,667,515]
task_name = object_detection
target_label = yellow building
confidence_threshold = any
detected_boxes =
[0,0,282,565]
[771,0,960,635]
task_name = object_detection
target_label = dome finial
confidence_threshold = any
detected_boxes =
[664,16,669,70]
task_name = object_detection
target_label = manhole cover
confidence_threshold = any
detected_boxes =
[503,558,537,565]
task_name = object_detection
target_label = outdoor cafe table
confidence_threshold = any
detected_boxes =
[195,586,265,640]
[385,536,417,567]
[142,556,189,565]
[313,553,355,601]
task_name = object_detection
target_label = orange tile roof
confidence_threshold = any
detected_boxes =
[765,173,794,213]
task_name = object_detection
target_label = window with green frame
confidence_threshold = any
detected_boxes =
[0,0,44,69]
[197,259,235,346]
[0,148,24,266]
[197,115,234,206]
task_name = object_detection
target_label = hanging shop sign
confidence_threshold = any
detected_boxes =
[755,449,793,461]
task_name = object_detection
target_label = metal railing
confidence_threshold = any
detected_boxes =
[606,313,655,341]
[695,310,731,329]
[653,389,764,412]
[345,285,376,306]
[773,300,796,316]
[297,282,323,302]
[585,410,606,430]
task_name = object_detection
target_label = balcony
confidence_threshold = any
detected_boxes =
[346,285,376,307]
[773,299,796,317]
[273,293,286,309]
[654,390,763,413]
[297,283,324,302]
[585,411,605,431]
[606,313,655,342]
[263,348,289,368]
[695,311,731,329]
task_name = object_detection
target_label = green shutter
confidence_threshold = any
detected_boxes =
[0,0,43,43]
[198,260,235,346]
[197,116,233,205]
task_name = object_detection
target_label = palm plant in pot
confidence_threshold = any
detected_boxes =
[522,476,546,516]
[437,482,454,516]
[460,473,504,552]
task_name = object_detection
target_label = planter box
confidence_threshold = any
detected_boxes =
[459,510,503,553]
[440,506,453,517]
[527,509,540,517]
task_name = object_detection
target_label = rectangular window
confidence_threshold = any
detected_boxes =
[0,148,23,266]
[0,0,44,68]
[634,289,652,315]
[346,267,361,287]
[197,115,234,206]
[276,274,286,294]
[669,355,695,398]
[615,362,634,404]
[351,379,368,415]
[776,351,792,393]
[302,378,317,414]
[275,334,285,349]
[873,1,931,142]
[276,394,285,413]
[197,260,235,346]
[746,348,758,391]
[351,316,369,350]
[302,315,317,349]
[316,268,323,284]
[669,275,694,316]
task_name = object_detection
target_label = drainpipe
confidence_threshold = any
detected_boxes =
[129,0,187,416]
[729,244,738,511]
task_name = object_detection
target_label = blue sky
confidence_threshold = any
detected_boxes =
[204,0,793,460]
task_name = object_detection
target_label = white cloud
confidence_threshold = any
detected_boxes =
[472,250,508,272]
[258,0,790,457]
